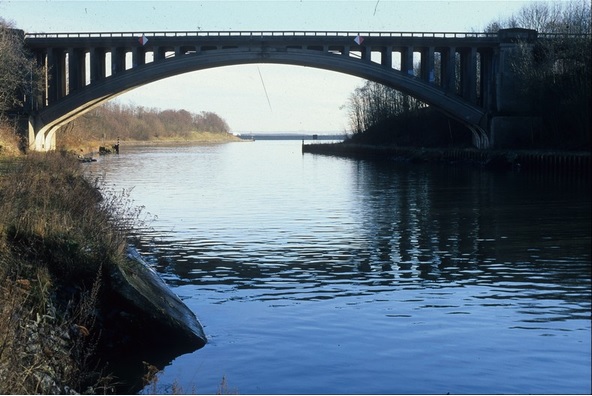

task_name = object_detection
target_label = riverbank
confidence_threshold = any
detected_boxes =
[302,142,591,176]
[0,152,206,393]
[62,131,243,157]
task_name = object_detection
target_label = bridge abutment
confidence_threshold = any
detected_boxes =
[489,28,539,148]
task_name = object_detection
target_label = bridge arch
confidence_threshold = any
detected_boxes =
[31,48,489,151]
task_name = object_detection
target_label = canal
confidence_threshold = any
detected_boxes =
[86,140,591,394]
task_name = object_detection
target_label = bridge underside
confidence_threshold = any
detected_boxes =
[30,48,490,151]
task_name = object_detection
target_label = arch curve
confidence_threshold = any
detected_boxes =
[32,48,487,150]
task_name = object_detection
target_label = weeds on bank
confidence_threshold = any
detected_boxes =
[142,364,238,395]
[0,151,145,393]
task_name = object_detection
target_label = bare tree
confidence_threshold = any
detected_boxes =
[0,18,43,118]
[345,80,424,135]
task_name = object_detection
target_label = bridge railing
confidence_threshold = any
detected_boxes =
[25,30,591,41]
[24,30,501,39]
[537,32,592,38]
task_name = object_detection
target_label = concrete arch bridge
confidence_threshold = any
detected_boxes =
[24,29,540,151]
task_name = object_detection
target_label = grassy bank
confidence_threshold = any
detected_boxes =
[0,151,135,393]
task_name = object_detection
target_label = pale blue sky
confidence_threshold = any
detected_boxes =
[1,0,553,133]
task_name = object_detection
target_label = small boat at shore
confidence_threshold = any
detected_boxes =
[78,156,97,163]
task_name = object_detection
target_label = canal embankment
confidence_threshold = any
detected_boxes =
[302,142,591,177]
[0,152,206,394]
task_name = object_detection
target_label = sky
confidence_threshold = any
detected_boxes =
[0,0,556,133]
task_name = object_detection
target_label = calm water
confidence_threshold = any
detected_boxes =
[86,140,591,394]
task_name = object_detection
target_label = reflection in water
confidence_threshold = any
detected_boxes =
[89,142,590,394]
[132,158,590,324]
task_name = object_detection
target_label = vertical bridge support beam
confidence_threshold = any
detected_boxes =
[132,46,146,67]
[67,48,86,93]
[381,46,392,68]
[90,47,106,83]
[401,46,414,76]
[460,47,477,104]
[440,46,456,94]
[420,46,435,83]
[112,47,126,74]
[46,48,65,103]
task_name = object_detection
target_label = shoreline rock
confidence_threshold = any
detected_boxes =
[93,246,207,393]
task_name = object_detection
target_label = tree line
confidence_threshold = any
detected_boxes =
[345,0,591,150]
[62,102,232,143]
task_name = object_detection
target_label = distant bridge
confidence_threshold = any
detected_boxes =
[23,29,545,151]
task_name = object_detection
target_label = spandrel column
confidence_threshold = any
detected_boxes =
[90,47,106,83]
[132,46,146,67]
[342,45,350,58]
[461,47,477,103]
[111,47,126,74]
[401,46,414,76]
[381,46,393,68]
[420,47,435,83]
[441,46,456,93]
[153,46,166,62]
[47,48,66,102]
[479,49,494,110]
[36,50,48,108]
[67,48,86,93]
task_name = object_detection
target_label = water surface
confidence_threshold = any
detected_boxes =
[87,141,591,394]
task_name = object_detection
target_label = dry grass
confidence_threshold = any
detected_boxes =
[141,368,238,395]
[0,122,21,156]
[0,151,138,393]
